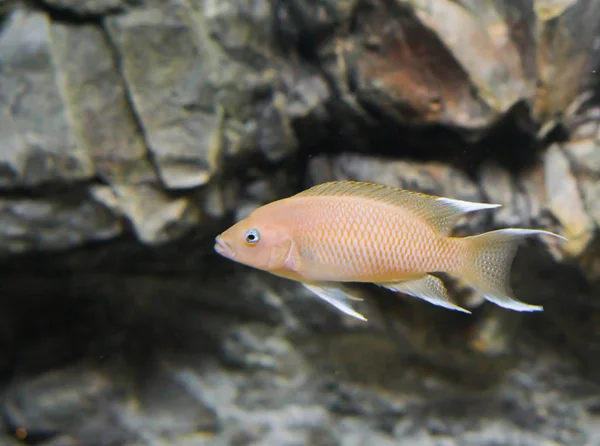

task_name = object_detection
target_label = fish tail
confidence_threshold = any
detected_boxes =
[455,229,566,312]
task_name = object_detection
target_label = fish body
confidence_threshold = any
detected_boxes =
[263,194,457,283]
[214,181,566,321]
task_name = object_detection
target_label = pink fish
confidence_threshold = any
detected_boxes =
[214,181,566,321]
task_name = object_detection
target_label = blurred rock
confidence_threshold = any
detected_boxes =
[0,0,17,15]
[533,0,600,134]
[0,194,121,255]
[2,363,218,445]
[544,105,600,280]
[3,307,600,445]
[3,366,132,444]
[544,142,596,257]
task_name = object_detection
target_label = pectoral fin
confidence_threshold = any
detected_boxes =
[302,282,368,321]
[377,274,471,314]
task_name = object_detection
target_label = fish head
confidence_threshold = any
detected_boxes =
[214,210,293,272]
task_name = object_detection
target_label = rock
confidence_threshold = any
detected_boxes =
[0,194,121,255]
[103,0,327,190]
[411,0,532,116]
[90,184,201,245]
[114,364,219,442]
[49,22,157,186]
[316,0,600,137]
[544,143,595,257]
[3,366,133,445]
[0,0,17,15]
[103,2,227,189]
[0,9,94,187]
[542,104,600,280]
[533,0,600,134]
[2,363,218,445]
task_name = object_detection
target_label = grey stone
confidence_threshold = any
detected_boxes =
[104,3,225,189]
[3,366,130,443]
[49,22,157,185]
[90,184,201,245]
[113,366,219,441]
[0,194,121,254]
[0,9,94,187]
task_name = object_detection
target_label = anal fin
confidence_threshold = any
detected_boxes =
[302,282,368,321]
[377,274,471,314]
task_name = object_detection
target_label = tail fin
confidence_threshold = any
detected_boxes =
[456,229,566,312]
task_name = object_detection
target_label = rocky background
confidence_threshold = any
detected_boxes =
[1,0,600,445]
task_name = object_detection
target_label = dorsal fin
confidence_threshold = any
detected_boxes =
[295,181,501,235]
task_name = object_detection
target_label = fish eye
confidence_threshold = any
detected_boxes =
[244,228,260,245]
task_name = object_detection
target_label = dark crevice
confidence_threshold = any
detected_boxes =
[0,229,214,274]
[292,96,561,191]
[0,175,108,199]
[270,0,352,103]
[271,0,339,62]
[26,0,130,23]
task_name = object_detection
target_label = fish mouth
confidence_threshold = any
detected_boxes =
[214,236,234,259]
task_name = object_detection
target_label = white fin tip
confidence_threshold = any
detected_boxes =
[497,228,568,241]
[436,197,502,213]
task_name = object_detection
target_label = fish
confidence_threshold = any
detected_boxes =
[214,180,567,321]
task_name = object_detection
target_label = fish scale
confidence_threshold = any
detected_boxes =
[295,196,448,281]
